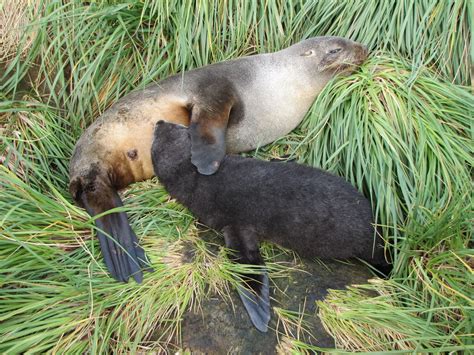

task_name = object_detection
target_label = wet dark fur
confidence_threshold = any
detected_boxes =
[152,122,388,268]
[152,121,389,331]
[69,36,369,284]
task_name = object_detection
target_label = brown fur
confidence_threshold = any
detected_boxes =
[69,36,369,283]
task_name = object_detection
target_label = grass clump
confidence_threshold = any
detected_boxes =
[1,0,473,352]
[296,55,472,264]
[296,56,473,352]
[0,0,38,63]
[316,189,472,352]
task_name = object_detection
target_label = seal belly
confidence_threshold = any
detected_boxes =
[72,94,191,188]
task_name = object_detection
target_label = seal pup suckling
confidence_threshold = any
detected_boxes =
[70,36,368,283]
[151,121,387,332]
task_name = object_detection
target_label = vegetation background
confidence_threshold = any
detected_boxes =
[1,0,472,353]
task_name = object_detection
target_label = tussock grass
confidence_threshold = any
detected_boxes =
[274,304,317,354]
[1,0,473,352]
[0,0,38,63]
[296,55,473,266]
[318,267,473,352]
[278,55,473,352]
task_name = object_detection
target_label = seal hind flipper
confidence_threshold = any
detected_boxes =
[94,208,149,283]
[72,176,152,283]
[223,225,271,332]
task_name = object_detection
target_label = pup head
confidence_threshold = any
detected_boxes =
[152,121,192,173]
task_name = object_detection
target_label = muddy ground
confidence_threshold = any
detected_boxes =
[181,247,376,354]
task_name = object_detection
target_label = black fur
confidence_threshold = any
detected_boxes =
[151,121,388,331]
[152,121,386,265]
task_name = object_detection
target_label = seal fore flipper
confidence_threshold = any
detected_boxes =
[81,189,152,283]
[189,85,235,175]
[190,121,226,175]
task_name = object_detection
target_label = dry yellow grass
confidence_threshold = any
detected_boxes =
[0,0,37,63]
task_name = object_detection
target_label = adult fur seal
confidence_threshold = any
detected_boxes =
[69,36,368,283]
[151,121,387,332]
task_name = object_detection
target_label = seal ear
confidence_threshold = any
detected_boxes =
[189,108,228,175]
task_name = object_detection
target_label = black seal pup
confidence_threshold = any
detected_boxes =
[151,121,387,332]
[69,36,368,283]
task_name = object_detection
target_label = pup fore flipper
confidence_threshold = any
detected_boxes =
[223,225,271,332]
[236,271,270,332]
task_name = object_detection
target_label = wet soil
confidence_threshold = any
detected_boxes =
[181,250,375,354]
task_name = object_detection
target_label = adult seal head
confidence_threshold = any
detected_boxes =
[69,36,368,283]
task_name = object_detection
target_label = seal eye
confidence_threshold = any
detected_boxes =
[328,48,342,54]
[301,50,315,57]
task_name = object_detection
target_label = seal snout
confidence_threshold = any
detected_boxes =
[361,44,368,57]
[353,43,369,65]
[361,44,369,57]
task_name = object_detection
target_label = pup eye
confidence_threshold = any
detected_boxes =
[301,50,315,57]
[328,48,342,54]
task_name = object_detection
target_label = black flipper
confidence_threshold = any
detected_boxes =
[190,121,226,175]
[81,188,152,283]
[223,226,271,332]
[236,270,270,332]
[188,84,235,175]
